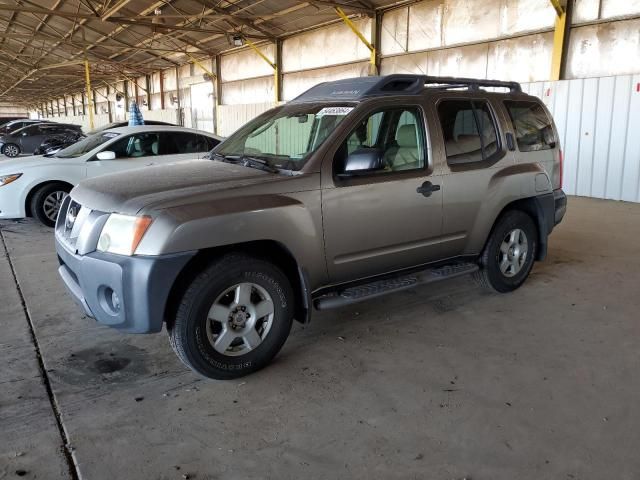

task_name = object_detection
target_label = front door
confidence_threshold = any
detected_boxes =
[87,132,162,177]
[322,105,444,283]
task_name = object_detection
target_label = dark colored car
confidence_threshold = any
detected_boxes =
[0,119,47,135]
[34,130,86,156]
[0,123,83,157]
[88,120,174,135]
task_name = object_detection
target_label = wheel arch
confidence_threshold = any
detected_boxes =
[484,195,553,261]
[24,180,74,217]
[164,240,311,330]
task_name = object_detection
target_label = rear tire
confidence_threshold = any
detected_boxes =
[474,210,538,293]
[30,182,71,227]
[3,143,20,157]
[168,253,294,380]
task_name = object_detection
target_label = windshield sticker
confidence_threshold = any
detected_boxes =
[103,132,120,138]
[317,106,354,117]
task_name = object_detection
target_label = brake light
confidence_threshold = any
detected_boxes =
[558,149,564,189]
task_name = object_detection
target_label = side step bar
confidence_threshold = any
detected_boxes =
[314,262,479,310]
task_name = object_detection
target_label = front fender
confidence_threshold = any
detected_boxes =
[135,190,327,287]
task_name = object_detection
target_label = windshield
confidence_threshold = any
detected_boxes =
[215,104,355,171]
[55,132,120,158]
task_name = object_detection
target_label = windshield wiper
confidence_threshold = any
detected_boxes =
[213,153,280,174]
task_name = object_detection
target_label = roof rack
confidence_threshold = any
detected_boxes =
[291,74,522,103]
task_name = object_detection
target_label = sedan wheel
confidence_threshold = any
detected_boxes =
[30,182,71,227]
[3,144,20,157]
[42,190,68,224]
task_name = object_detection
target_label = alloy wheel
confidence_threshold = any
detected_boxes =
[205,282,275,357]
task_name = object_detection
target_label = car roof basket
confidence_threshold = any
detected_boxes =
[291,74,522,103]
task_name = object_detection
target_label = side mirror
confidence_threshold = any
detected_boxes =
[96,150,116,161]
[338,148,385,177]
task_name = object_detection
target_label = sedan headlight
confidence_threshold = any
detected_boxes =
[0,173,22,186]
[97,214,153,256]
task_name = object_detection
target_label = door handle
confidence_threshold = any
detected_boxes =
[416,181,441,197]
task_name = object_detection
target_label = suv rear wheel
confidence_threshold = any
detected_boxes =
[168,253,294,379]
[474,210,538,293]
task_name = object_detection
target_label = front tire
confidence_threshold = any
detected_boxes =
[3,143,20,157]
[168,254,294,380]
[474,210,538,293]
[30,182,70,227]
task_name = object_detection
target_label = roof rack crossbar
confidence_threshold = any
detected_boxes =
[420,75,522,93]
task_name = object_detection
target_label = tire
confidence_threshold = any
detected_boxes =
[474,210,538,293]
[3,143,20,157]
[168,253,294,380]
[30,182,71,227]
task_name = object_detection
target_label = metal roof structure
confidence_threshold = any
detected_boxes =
[0,0,397,106]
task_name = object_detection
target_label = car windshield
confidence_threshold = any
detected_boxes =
[55,132,120,158]
[215,104,355,171]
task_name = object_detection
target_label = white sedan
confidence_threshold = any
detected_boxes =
[0,125,222,226]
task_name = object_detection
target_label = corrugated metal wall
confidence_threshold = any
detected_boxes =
[523,75,640,203]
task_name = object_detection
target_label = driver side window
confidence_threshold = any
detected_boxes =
[106,133,160,159]
[335,107,426,174]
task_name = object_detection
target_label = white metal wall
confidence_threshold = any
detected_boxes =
[523,75,640,202]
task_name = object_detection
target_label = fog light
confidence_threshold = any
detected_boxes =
[101,286,121,315]
[111,290,120,312]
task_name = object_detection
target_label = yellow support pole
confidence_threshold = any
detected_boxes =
[186,52,216,80]
[550,0,566,81]
[335,7,376,75]
[84,59,94,130]
[244,38,278,103]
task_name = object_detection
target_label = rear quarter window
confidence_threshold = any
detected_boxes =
[504,100,555,152]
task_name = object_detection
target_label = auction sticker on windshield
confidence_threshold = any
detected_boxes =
[317,106,354,116]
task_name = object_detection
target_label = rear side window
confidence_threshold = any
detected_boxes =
[437,100,499,163]
[504,101,555,151]
[162,132,211,154]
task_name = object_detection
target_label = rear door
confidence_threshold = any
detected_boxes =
[434,96,515,258]
[158,131,216,162]
[321,102,444,283]
[19,125,46,153]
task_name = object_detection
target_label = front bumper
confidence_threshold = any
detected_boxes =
[554,188,567,225]
[0,181,26,218]
[56,239,195,333]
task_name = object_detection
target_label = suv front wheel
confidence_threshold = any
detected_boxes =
[474,210,538,293]
[168,254,294,379]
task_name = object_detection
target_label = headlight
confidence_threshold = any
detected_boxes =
[97,214,153,256]
[0,173,22,186]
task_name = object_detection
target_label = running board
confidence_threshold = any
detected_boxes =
[314,262,479,310]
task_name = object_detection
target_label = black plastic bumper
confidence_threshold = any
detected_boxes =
[56,240,195,333]
[554,189,567,225]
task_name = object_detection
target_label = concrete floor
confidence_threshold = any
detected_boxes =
[1,196,639,480]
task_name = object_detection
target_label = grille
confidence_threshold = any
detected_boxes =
[56,197,83,249]
[56,197,110,255]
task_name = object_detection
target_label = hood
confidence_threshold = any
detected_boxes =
[0,154,49,171]
[71,159,301,215]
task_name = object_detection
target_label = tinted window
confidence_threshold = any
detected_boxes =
[204,135,220,150]
[162,132,211,154]
[336,107,426,173]
[438,100,499,163]
[504,101,555,151]
[108,133,160,159]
